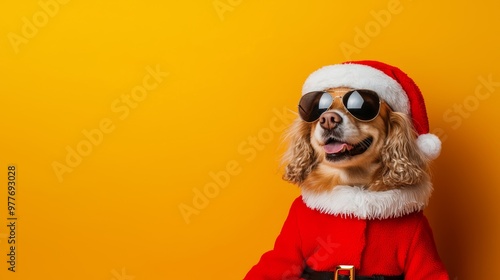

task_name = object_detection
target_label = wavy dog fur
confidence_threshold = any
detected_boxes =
[368,111,429,191]
[282,118,319,185]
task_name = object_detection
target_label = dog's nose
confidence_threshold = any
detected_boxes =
[319,111,342,130]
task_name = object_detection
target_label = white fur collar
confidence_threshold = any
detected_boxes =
[301,182,433,220]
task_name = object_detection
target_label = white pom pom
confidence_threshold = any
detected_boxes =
[417,133,441,160]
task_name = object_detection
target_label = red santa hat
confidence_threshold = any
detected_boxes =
[301,60,441,160]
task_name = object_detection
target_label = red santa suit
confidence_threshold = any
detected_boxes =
[245,183,449,280]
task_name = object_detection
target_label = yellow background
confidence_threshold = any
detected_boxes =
[1,0,499,279]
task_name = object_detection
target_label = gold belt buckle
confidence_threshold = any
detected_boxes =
[334,265,355,280]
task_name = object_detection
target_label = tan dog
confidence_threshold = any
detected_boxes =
[245,61,448,280]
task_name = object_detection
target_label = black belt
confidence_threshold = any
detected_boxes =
[301,266,404,280]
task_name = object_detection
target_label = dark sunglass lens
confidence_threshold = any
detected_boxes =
[298,91,333,122]
[343,90,380,121]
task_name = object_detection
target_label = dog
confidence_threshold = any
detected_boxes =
[245,61,449,280]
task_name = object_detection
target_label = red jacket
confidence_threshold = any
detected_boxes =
[245,196,449,280]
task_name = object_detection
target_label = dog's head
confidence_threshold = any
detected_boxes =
[283,86,430,193]
[281,61,442,218]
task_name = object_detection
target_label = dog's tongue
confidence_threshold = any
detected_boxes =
[324,142,353,154]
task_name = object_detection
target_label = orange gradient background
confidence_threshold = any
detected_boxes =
[1,0,499,279]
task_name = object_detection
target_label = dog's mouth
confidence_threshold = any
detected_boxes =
[323,137,373,161]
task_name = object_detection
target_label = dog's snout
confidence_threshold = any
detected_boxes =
[319,111,342,130]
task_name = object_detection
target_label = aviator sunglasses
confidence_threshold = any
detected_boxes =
[298,89,381,122]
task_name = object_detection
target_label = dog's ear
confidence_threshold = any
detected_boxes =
[282,118,318,185]
[369,111,429,191]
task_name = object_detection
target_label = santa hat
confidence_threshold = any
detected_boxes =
[302,60,441,160]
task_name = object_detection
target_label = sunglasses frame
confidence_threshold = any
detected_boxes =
[298,89,382,123]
